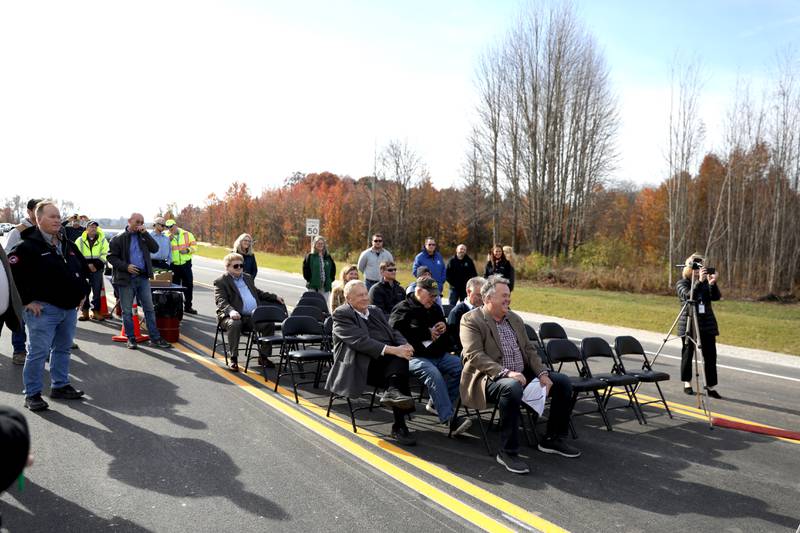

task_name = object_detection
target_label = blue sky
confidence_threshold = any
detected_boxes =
[0,0,798,218]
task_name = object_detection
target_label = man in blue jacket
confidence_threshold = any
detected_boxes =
[412,237,446,290]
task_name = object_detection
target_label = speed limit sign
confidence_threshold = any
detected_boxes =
[305,218,320,236]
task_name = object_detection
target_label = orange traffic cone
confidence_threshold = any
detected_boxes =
[112,303,150,343]
[99,286,112,318]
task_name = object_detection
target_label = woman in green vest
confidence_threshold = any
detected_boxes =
[302,236,336,303]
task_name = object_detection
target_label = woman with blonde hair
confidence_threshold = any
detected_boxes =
[302,235,336,303]
[233,233,257,279]
[677,253,722,398]
[330,264,359,311]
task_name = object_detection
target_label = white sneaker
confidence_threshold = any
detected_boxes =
[425,399,438,416]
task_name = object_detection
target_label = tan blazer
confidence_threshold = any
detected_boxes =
[459,307,546,409]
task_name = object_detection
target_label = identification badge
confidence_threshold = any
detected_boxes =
[698,303,706,314]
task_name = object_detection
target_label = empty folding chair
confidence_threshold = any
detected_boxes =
[301,291,328,305]
[546,339,612,434]
[290,305,325,323]
[297,296,330,316]
[581,337,645,424]
[614,336,673,418]
[244,305,287,377]
[539,322,568,351]
[524,323,549,366]
[275,316,333,403]
[441,303,454,319]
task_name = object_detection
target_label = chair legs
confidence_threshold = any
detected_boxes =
[212,324,229,366]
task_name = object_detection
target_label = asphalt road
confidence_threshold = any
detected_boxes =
[1,253,798,532]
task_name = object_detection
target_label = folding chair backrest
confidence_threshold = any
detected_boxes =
[282,315,324,337]
[297,297,329,315]
[539,322,568,342]
[250,305,287,329]
[545,339,581,364]
[301,291,327,304]
[581,337,615,360]
[524,323,540,343]
[322,316,334,350]
[291,305,325,322]
[614,336,645,357]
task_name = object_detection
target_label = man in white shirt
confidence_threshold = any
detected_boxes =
[357,233,393,291]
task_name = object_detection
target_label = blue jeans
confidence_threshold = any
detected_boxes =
[409,354,463,422]
[119,276,161,342]
[0,318,27,353]
[365,279,379,291]
[448,288,465,306]
[23,303,77,396]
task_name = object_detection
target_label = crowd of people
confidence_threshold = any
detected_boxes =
[0,202,724,484]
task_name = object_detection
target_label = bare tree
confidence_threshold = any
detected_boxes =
[378,139,428,251]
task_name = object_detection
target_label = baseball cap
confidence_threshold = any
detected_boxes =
[87,220,99,227]
[416,277,439,297]
[153,216,166,226]
[165,219,176,227]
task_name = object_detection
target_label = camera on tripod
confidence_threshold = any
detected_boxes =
[687,257,715,275]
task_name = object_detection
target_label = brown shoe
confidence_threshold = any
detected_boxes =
[90,310,105,321]
[78,309,90,321]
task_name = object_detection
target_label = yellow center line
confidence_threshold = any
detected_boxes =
[178,334,568,533]
[170,340,519,533]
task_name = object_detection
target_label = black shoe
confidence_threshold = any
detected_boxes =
[705,387,722,399]
[538,436,581,458]
[148,338,172,349]
[447,415,472,437]
[127,339,138,350]
[24,393,49,412]
[71,342,80,350]
[184,307,198,315]
[683,386,694,395]
[379,388,415,410]
[390,425,416,446]
[496,451,529,474]
[259,357,276,369]
[50,384,85,400]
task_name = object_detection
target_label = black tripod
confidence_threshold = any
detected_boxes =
[647,268,714,428]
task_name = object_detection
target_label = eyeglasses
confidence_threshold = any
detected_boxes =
[373,239,383,243]
[231,264,243,269]
[426,243,436,247]
[385,268,397,272]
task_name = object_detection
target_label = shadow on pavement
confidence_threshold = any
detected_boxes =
[1,479,152,532]
[44,404,290,522]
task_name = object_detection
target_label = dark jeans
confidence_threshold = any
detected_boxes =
[448,287,466,306]
[171,261,194,309]
[486,370,572,454]
[368,353,415,425]
[82,270,104,311]
[221,316,275,362]
[365,279,379,291]
[681,333,718,387]
[0,320,27,353]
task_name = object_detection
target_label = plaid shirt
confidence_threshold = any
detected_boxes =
[495,317,524,374]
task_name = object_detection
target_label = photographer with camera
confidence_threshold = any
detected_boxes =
[677,254,722,399]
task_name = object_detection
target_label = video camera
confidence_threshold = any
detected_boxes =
[675,257,715,275]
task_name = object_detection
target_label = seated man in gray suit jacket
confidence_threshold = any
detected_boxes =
[214,253,284,371]
[325,280,417,446]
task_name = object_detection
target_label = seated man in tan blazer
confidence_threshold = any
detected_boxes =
[214,253,284,371]
[460,275,580,475]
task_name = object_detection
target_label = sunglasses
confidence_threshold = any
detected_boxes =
[231,264,243,269]
[373,239,383,243]
[385,268,397,272]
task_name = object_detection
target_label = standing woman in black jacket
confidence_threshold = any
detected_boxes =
[484,245,515,291]
[677,254,722,398]
[233,233,257,279]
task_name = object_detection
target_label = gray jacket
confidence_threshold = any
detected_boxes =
[3,218,34,252]
[325,303,407,398]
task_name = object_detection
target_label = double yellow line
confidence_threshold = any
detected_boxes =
[176,334,568,533]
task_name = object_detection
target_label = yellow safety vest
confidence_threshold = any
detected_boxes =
[170,229,197,265]
[75,230,109,262]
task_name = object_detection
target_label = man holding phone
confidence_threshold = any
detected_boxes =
[108,213,172,349]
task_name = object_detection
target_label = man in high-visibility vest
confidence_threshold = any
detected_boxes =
[165,219,198,314]
[75,221,109,321]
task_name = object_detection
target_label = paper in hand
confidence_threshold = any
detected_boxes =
[522,378,548,416]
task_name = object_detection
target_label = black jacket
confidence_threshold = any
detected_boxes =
[446,254,478,297]
[447,301,474,352]
[389,294,452,358]
[242,254,258,279]
[0,246,23,333]
[368,279,406,317]
[0,406,30,493]
[213,273,281,321]
[7,227,89,309]
[484,259,515,291]
[677,278,721,337]
[108,228,159,286]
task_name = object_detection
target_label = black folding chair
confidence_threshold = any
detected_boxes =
[301,291,327,305]
[524,323,549,365]
[291,305,325,323]
[581,337,645,424]
[274,316,333,403]
[614,336,673,419]
[297,296,330,316]
[539,322,568,351]
[244,305,287,377]
[442,303,454,318]
[212,316,252,366]
[546,339,612,434]
[449,396,538,456]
